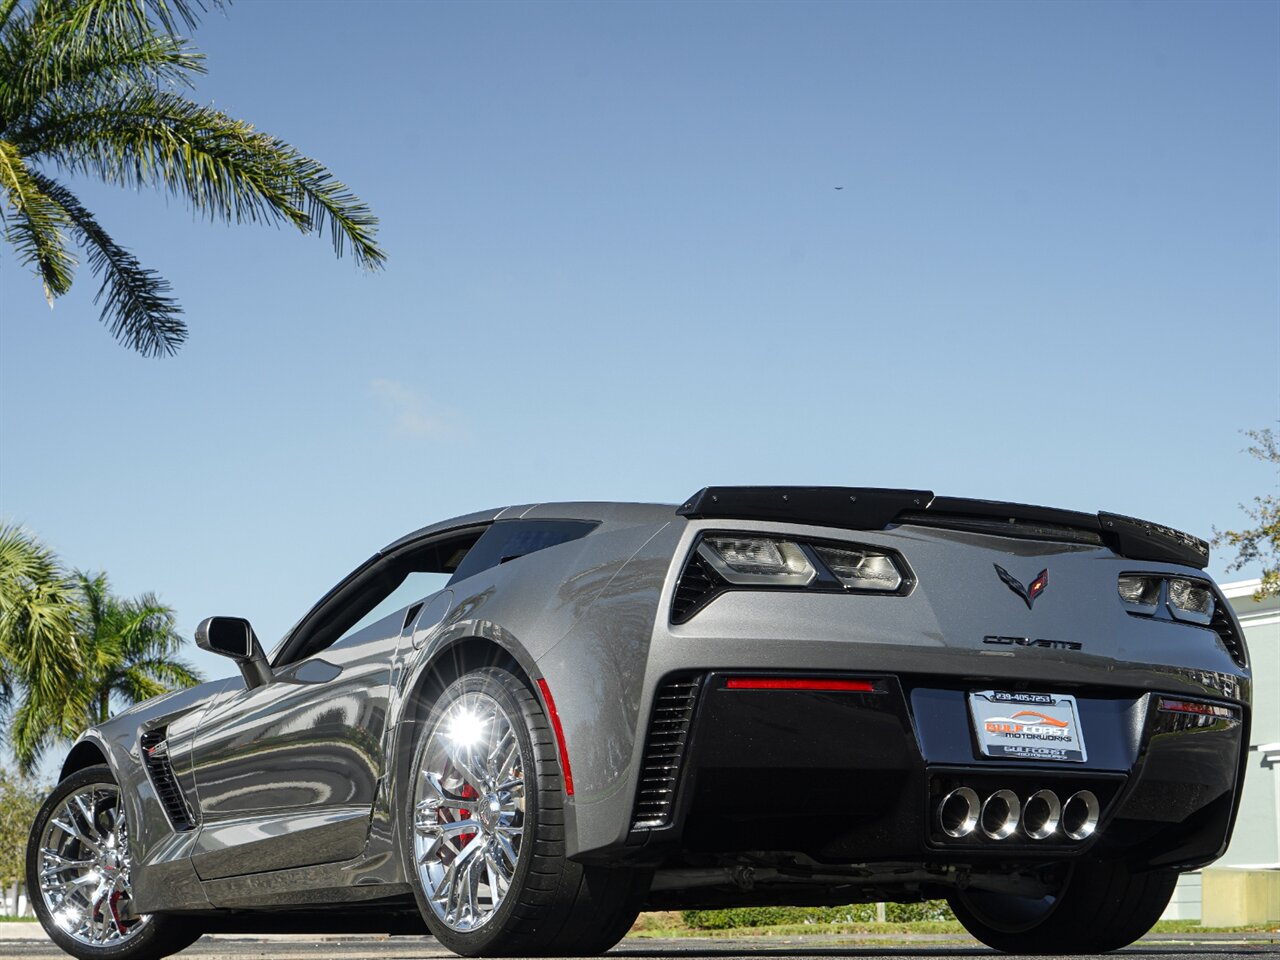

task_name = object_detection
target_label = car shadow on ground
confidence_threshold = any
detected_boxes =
[611,948,1272,958]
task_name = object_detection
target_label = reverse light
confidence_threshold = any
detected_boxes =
[1168,578,1214,625]
[1158,697,1237,719]
[813,545,903,592]
[1117,575,1161,612]
[697,537,817,586]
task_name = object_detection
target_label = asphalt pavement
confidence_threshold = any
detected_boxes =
[3,933,1280,960]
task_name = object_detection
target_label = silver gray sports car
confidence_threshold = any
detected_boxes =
[27,487,1250,958]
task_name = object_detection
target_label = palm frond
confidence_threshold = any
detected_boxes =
[130,656,199,685]
[73,569,110,630]
[111,591,181,658]
[0,138,75,300]
[34,172,186,355]
[0,524,81,711]
[0,26,204,123]
[18,90,385,267]
[0,0,21,36]
[113,666,166,703]
[55,0,215,42]
[9,695,52,774]
[117,656,199,704]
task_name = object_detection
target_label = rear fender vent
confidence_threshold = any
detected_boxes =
[140,728,195,831]
[1209,601,1247,669]
[631,675,702,830]
[671,553,724,624]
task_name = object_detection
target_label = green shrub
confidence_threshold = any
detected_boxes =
[886,900,954,922]
[680,901,953,929]
[0,772,44,887]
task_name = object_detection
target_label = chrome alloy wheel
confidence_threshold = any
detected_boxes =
[413,690,526,932]
[37,784,149,947]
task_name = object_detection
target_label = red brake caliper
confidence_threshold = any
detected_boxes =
[107,890,127,930]
[441,782,479,851]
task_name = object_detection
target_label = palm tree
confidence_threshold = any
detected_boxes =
[0,524,81,770]
[2,542,203,772]
[0,0,385,357]
[68,571,201,727]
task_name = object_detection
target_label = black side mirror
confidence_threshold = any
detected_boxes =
[195,616,273,690]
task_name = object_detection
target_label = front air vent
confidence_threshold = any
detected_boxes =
[671,553,724,623]
[631,675,702,829]
[140,729,195,831]
[1210,602,1247,669]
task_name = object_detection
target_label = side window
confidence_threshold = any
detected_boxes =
[448,519,598,585]
[333,570,451,645]
[276,527,485,666]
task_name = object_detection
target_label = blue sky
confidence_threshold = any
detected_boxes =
[1,0,1277,705]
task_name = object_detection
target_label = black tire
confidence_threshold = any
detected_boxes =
[947,859,1178,954]
[26,765,202,960]
[403,666,649,957]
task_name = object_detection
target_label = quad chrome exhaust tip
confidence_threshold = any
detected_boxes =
[1062,790,1100,840]
[1022,789,1062,840]
[979,789,1021,840]
[938,787,980,838]
[935,787,1100,841]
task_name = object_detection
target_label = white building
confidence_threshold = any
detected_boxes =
[1163,579,1280,920]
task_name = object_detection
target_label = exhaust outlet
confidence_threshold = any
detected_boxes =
[980,789,1021,840]
[1062,790,1100,840]
[938,787,980,838]
[1023,789,1061,840]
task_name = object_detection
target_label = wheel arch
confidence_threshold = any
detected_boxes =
[385,627,556,881]
[59,736,111,782]
[400,634,533,726]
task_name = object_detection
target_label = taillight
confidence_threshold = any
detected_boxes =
[671,532,911,623]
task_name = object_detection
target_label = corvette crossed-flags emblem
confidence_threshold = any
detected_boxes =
[993,564,1050,610]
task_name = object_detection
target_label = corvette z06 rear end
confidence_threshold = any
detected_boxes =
[28,487,1249,958]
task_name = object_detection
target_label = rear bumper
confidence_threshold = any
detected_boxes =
[602,672,1247,871]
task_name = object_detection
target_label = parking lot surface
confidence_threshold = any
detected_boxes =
[3,932,1280,960]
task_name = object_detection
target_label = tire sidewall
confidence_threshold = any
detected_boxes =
[949,862,1073,936]
[403,667,545,955]
[26,765,174,960]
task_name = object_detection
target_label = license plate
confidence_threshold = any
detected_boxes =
[968,691,1087,763]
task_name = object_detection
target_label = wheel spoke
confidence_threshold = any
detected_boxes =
[40,851,95,874]
[484,844,510,894]
[494,831,519,869]
[416,817,481,838]
[416,793,475,813]
[50,815,103,856]
[443,736,489,792]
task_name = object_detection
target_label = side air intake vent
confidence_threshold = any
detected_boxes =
[671,553,723,623]
[631,675,702,829]
[1210,603,1247,669]
[140,729,195,831]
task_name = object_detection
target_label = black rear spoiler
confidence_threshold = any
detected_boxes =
[676,486,1208,569]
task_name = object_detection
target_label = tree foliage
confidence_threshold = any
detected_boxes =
[0,524,201,772]
[0,524,81,737]
[0,0,385,356]
[0,770,43,889]
[1214,427,1279,601]
[67,570,201,726]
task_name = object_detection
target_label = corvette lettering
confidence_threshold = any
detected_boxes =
[983,634,1083,651]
